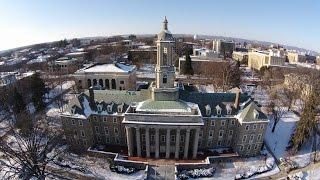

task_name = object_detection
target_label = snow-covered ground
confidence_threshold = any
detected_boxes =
[58,153,146,180]
[45,81,75,103]
[136,64,155,79]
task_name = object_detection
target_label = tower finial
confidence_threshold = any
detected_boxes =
[163,16,168,30]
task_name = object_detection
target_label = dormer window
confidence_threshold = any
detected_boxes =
[216,105,222,115]
[163,74,167,84]
[71,106,76,114]
[117,104,123,113]
[205,105,211,116]
[97,104,103,112]
[226,104,232,115]
[107,105,113,113]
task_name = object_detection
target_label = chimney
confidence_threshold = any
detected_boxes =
[234,88,241,109]
[89,86,95,108]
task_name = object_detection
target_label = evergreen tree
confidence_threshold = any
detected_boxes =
[290,92,318,151]
[12,88,26,115]
[230,60,241,87]
[184,51,193,75]
[30,73,46,111]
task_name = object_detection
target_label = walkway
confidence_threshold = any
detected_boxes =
[147,164,175,180]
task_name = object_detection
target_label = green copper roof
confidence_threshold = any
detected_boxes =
[136,100,192,113]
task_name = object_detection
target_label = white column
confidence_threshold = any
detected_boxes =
[145,127,150,158]
[192,128,200,159]
[135,127,141,157]
[126,126,133,157]
[155,128,159,158]
[175,129,180,159]
[184,129,191,159]
[165,129,170,159]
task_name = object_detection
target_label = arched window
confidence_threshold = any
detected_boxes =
[111,79,116,89]
[99,79,103,87]
[163,75,167,84]
[93,79,97,86]
[105,79,110,89]
[87,79,92,87]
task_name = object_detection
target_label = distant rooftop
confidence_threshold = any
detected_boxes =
[76,63,135,74]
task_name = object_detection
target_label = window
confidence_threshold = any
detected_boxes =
[250,134,254,142]
[245,125,250,131]
[211,121,215,126]
[199,131,203,137]
[207,140,213,146]
[105,79,110,89]
[229,130,233,136]
[254,144,258,150]
[74,130,78,136]
[115,137,120,144]
[97,136,101,142]
[242,135,247,142]
[81,130,85,137]
[113,117,117,123]
[79,120,83,126]
[87,79,92,87]
[180,135,185,142]
[226,104,232,115]
[161,135,166,142]
[163,75,167,84]
[219,130,224,138]
[179,146,184,152]
[106,137,110,143]
[95,126,100,134]
[205,105,211,116]
[72,119,75,125]
[142,134,146,142]
[240,145,244,151]
[107,105,112,113]
[209,130,214,138]
[114,128,119,135]
[93,116,97,121]
[260,124,264,129]
[221,120,226,126]
[117,105,123,113]
[171,135,175,142]
[227,140,231,145]
[257,134,262,141]
[104,127,109,135]
[120,80,124,84]
[253,124,257,130]
[71,107,76,114]
[247,145,251,150]
[216,105,222,115]
[97,104,102,111]
[151,135,155,142]
[103,117,107,122]
[218,140,222,146]
[231,120,235,125]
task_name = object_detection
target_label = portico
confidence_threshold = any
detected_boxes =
[125,125,201,159]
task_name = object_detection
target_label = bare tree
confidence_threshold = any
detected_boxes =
[268,90,288,133]
[0,118,67,179]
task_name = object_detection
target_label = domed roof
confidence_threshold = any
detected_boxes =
[157,17,174,41]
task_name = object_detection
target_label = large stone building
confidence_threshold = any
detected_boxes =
[287,51,306,64]
[74,63,137,91]
[61,18,268,159]
[213,39,235,58]
[248,49,286,70]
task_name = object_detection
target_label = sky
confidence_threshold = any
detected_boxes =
[0,0,319,52]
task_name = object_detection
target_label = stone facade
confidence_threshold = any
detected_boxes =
[61,18,269,159]
[248,50,285,70]
[74,63,136,91]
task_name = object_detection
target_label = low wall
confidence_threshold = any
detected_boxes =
[87,147,117,159]
[114,154,148,170]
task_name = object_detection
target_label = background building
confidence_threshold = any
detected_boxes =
[248,50,286,70]
[213,39,235,58]
[74,63,136,91]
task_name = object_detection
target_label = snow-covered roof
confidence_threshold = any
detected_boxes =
[78,63,135,74]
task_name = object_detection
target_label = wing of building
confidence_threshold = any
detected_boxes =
[61,17,269,159]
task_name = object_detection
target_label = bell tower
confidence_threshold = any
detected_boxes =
[151,17,179,101]
[155,16,175,89]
